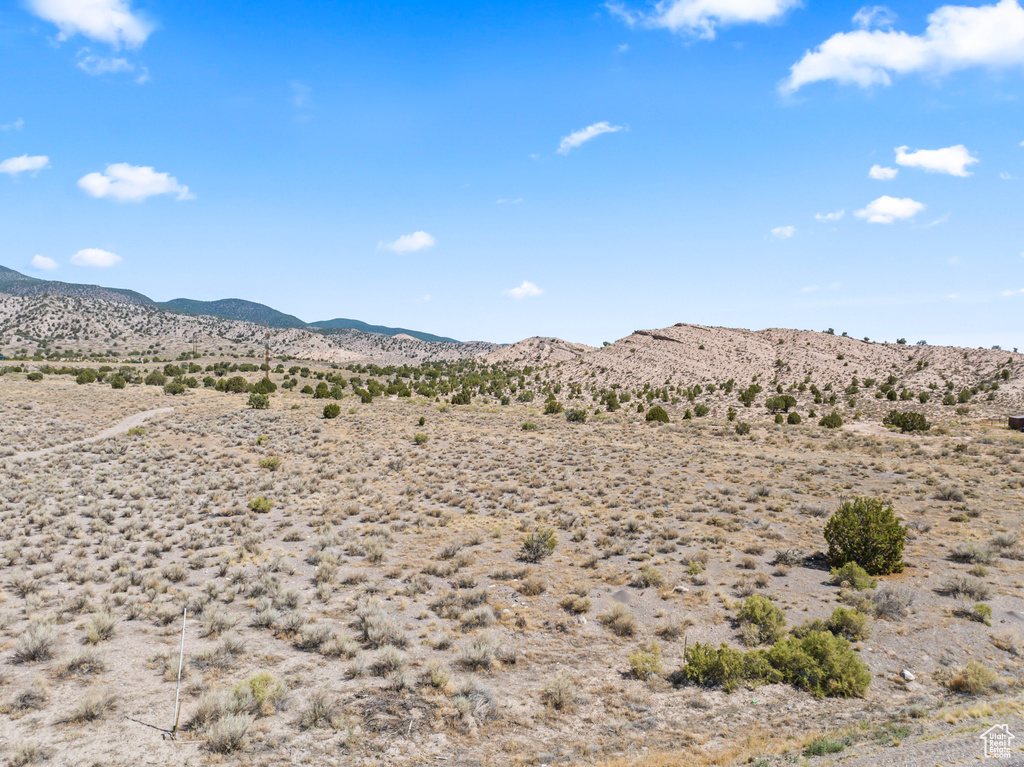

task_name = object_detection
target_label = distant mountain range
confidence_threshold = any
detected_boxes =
[0,265,460,343]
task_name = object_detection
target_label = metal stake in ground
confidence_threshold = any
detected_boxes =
[171,608,186,736]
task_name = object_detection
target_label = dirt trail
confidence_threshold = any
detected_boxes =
[11,407,173,460]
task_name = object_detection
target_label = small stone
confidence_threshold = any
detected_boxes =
[901,669,915,681]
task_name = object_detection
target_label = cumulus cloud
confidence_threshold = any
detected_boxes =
[0,155,50,176]
[557,122,623,155]
[1,118,24,131]
[895,144,978,176]
[853,5,897,28]
[781,0,1024,93]
[854,195,926,223]
[27,0,153,48]
[504,281,543,299]
[78,163,193,202]
[382,231,436,253]
[70,248,121,267]
[771,225,795,239]
[869,164,898,180]
[30,255,58,271]
[815,209,845,221]
[608,0,801,40]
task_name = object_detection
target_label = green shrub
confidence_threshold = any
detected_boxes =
[694,403,709,417]
[627,640,664,680]
[678,642,779,692]
[765,631,871,698]
[727,406,737,421]
[144,371,167,386]
[110,375,126,389]
[565,408,587,423]
[829,562,876,591]
[323,403,341,419]
[774,413,784,424]
[300,384,314,394]
[825,607,871,641]
[413,433,428,446]
[736,595,786,646]
[883,410,930,433]
[26,371,43,381]
[787,411,801,425]
[521,529,557,562]
[824,497,906,575]
[258,457,281,471]
[517,390,534,403]
[646,406,669,423]
[248,393,270,409]
[164,381,187,395]
[222,376,247,393]
[313,382,330,399]
[543,398,563,415]
[521,422,538,431]
[819,411,843,429]
[735,421,751,435]
[248,497,273,513]
[804,736,851,756]
[76,369,97,385]
[451,389,472,405]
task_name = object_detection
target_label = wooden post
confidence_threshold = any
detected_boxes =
[171,608,186,736]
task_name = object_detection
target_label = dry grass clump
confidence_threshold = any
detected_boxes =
[946,661,1000,695]
[541,674,578,711]
[600,604,637,637]
[13,623,57,663]
[938,574,991,602]
[63,691,118,723]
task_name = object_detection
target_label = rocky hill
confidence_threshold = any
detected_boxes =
[0,294,496,365]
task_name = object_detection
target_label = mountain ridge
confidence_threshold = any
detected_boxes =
[0,265,459,343]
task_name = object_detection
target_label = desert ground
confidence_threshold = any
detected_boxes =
[1,349,1023,767]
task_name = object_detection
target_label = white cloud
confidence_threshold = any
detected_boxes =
[382,231,436,253]
[869,164,898,180]
[78,163,193,202]
[557,122,624,155]
[609,0,801,40]
[290,81,311,107]
[853,5,897,29]
[1,118,24,131]
[27,0,153,48]
[854,195,926,223]
[504,281,543,299]
[70,248,121,267]
[496,198,524,204]
[771,225,795,239]
[781,0,1024,93]
[895,144,978,176]
[1001,171,1014,179]
[815,209,845,221]
[30,255,58,271]
[76,52,134,76]
[0,155,50,176]
[1001,287,1024,296]
[924,212,951,227]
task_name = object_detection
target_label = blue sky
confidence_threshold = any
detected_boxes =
[2,0,1023,347]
